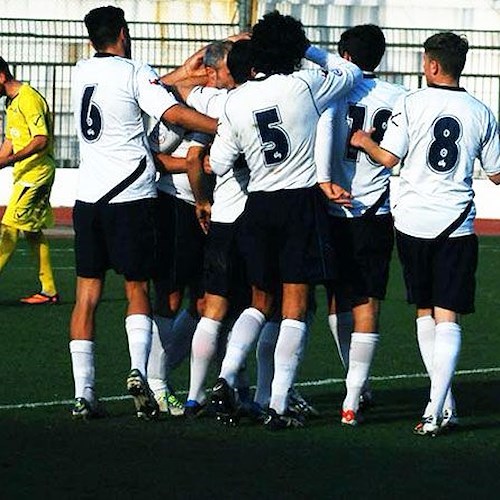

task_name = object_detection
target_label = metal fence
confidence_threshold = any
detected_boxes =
[1,18,499,171]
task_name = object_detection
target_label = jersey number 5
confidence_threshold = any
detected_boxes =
[80,85,103,143]
[254,107,290,167]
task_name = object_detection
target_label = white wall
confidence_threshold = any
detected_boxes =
[1,0,238,23]
[0,168,498,219]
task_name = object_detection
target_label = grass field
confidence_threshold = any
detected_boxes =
[1,236,499,499]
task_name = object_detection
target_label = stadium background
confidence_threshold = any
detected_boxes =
[0,0,499,224]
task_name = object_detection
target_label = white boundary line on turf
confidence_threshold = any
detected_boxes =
[1,366,499,411]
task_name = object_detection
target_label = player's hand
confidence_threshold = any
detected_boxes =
[350,127,376,149]
[319,182,353,207]
[196,201,211,234]
[226,32,252,43]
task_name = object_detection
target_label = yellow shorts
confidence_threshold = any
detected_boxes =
[2,178,55,232]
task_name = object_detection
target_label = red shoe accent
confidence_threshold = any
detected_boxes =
[341,409,358,426]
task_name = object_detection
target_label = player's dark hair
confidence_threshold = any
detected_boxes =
[338,24,386,72]
[227,39,254,84]
[0,57,13,79]
[84,5,128,51]
[251,11,308,75]
[424,32,469,79]
[203,40,234,69]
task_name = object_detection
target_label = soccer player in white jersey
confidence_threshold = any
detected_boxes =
[69,6,217,420]
[145,41,237,417]
[209,11,361,429]
[315,25,407,426]
[351,32,500,436]
[184,40,254,418]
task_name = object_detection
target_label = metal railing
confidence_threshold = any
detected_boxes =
[1,19,499,173]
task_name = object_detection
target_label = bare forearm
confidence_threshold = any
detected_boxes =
[163,104,217,135]
[0,135,47,168]
[350,130,399,168]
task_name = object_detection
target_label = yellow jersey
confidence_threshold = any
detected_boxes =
[5,83,56,184]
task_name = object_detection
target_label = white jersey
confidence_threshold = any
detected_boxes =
[381,85,500,238]
[157,85,249,222]
[72,54,179,203]
[210,48,362,192]
[316,74,406,217]
[156,86,227,205]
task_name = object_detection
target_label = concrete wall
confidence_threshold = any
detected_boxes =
[0,168,498,219]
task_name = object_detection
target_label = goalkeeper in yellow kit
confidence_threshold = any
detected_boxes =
[0,57,58,304]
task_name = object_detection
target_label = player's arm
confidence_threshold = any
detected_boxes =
[488,172,500,185]
[154,153,187,174]
[162,103,217,135]
[318,182,353,207]
[0,139,13,168]
[350,128,400,168]
[0,135,47,169]
[161,47,208,102]
[186,144,212,234]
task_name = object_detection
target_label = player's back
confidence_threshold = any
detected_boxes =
[384,86,499,238]
[317,76,406,216]
[73,55,175,203]
[223,71,324,192]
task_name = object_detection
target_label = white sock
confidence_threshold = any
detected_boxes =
[126,314,153,377]
[219,307,266,387]
[69,339,95,402]
[427,322,461,418]
[343,332,379,412]
[270,319,307,415]
[147,318,168,394]
[417,315,455,415]
[328,312,353,371]
[166,309,199,372]
[254,321,280,408]
[188,317,221,403]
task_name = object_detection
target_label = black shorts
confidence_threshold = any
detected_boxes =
[396,230,478,314]
[73,198,159,281]
[155,191,205,293]
[203,217,250,311]
[330,214,394,300]
[239,187,334,292]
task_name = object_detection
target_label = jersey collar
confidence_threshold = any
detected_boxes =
[94,52,117,58]
[428,83,466,92]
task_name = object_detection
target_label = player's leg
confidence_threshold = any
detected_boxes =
[408,234,477,435]
[218,286,272,386]
[416,310,456,424]
[341,297,379,425]
[69,200,106,419]
[268,282,309,414]
[0,223,19,273]
[187,293,228,411]
[254,319,280,408]
[146,192,179,410]
[69,276,104,419]
[23,230,58,300]
[326,287,353,372]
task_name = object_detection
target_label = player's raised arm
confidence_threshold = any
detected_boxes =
[161,103,217,135]
[350,128,400,168]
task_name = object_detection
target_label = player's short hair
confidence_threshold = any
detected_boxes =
[338,24,386,72]
[251,11,308,75]
[203,40,234,69]
[424,32,469,79]
[227,39,253,84]
[0,57,13,79]
[84,5,128,51]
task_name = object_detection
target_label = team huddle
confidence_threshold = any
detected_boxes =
[66,6,499,436]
